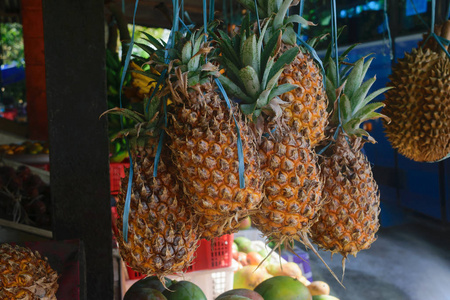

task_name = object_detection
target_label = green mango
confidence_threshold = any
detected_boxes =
[215,296,253,300]
[254,276,312,300]
[216,288,264,300]
[162,281,206,300]
[126,276,172,293]
[124,288,167,300]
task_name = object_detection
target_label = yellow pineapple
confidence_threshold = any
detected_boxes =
[239,0,328,146]
[215,18,324,250]
[165,32,264,239]
[0,244,58,299]
[310,55,391,268]
[104,93,201,278]
[116,153,200,277]
[254,132,322,243]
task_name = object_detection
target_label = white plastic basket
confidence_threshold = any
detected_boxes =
[169,266,234,300]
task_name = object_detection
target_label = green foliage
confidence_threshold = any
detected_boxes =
[1,23,24,66]
[127,25,170,59]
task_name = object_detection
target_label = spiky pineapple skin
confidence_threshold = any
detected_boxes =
[0,244,58,300]
[116,157,200,277]
[279,46,328,146]
[310,133,380,257]
[383,47,450,162]
[169,79,264,239]
[252,133,323,242]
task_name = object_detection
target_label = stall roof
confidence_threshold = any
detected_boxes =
[1,0,228,28]
[122,0,226,29]
[0,0,21,23]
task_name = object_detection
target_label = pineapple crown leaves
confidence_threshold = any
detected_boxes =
[238,0,314,45]
[326,55,392,142]
[100,94,163,144]
[213,19,299,120]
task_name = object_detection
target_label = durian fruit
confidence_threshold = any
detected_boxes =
[383,46,450,162]
[0,243,59,300]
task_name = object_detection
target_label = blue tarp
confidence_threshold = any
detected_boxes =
[1,62,25,86]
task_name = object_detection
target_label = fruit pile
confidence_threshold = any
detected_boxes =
[106,0,389,284]
[0,141,49,156]
[124,274,339,300]
[232,236,336,299]
[0,165,51,228]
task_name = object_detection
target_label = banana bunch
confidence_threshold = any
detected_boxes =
[123,61,158,103]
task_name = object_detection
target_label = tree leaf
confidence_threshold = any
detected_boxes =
[140,31,165,49]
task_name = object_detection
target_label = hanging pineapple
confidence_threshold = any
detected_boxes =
[383,21,450,162]
[214,14,324,250]
[238,0,328,146]
[0,243,59,299]
[310,55,391,268]
[104,93,201,279]
[156,31,264,240]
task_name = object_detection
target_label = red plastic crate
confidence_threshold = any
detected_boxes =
[123,234,234,280]
[110,162,129,194]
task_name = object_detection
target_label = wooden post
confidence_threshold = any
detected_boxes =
[21,0,47,140]
[42,0,113,299]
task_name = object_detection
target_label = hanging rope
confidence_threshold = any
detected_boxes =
[295,0,325,89]
[298,0,305,35]
[203,0,246,188]
[318,0,342,155]
[409,0,450,59]
[383,0,394,60]
[122,0,182,242]
[120,0,139,243]
[254,0,262,35]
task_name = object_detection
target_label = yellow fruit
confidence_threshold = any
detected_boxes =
[311,133,380,258]
[307,281,330,296]
[116,156,201,278]
[279,46,328,146]
[167,37,263,239]
[253,133,323,245]
[266,262,303,280]
[233,266,272,290]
